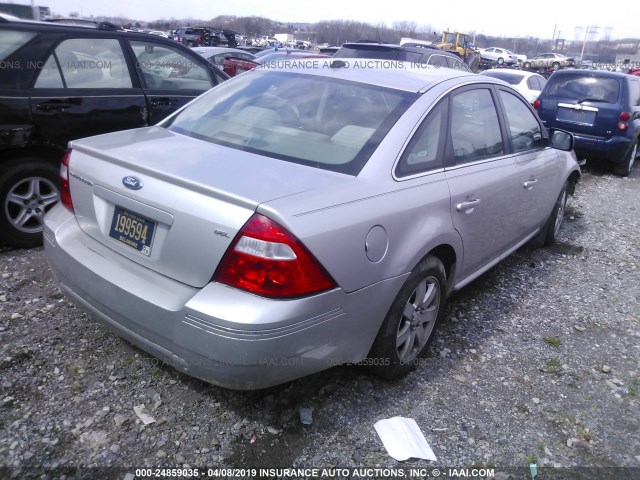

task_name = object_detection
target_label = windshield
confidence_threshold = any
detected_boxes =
[163,70,417,175]
[547,74,621,103]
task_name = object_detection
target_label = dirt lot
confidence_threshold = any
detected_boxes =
[0,163,639,479]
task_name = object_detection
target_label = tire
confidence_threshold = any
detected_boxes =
[524,61,531,69]
[497,57,504,65]
[552,61,560,70]
[367,255,447,380]
[0,159,60,248]
[542,180,569,246]
[613,141,637,177]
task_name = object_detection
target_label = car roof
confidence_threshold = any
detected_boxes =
[549,69,631,80]
[0,16,192,43]
[481,68,539,78]
[340,42,445,54]
[253,58,479,93]
[193,47,250,54]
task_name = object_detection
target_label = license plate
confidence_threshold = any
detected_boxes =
[556,106,597,125]
[109,207,156,256]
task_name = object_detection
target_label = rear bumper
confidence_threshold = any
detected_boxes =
[43,205,405,389]
[571,133,632,163]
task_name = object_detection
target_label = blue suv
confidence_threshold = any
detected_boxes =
[534,70,640,176]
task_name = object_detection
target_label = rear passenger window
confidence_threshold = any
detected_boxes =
[130,41,214,91]
[396,100,446,177]
[426,54,448,69]
[499,90,545,152]
[450,88,504,163]
[35,38,132,89]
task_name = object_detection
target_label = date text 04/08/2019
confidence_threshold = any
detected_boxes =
[133,467,497,478]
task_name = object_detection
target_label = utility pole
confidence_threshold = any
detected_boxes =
[579,25,599,63]
[30,0,39,20]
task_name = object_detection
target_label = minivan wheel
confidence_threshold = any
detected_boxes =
[367,256,447,380]
[0,159,60,248]
[614,141,637,177]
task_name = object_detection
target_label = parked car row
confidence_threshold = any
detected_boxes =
[1,15,638,391]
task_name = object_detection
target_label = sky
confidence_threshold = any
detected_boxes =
[20,0,640,40]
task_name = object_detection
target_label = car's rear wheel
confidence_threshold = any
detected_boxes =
[614,140,637,177]
[552,61,560,70]
[542,180,569,246]
[367,255,447,380]
[0,159,60,248]
[524,61,531,69]
[497,57,504,65]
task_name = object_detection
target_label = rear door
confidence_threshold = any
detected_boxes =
[126,39,225,124]
[444,86,523,279]
[29,36,147,150]
[496,87,562,230]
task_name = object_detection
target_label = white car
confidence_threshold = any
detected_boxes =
[479,47,518,66]
[480,68,547,104]
[524,52,574,70]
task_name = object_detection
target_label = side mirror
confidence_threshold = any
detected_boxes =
[548,128,573,151]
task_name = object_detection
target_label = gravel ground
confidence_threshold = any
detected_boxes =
[0,163,639,479]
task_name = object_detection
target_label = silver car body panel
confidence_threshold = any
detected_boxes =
[44,64,581,388]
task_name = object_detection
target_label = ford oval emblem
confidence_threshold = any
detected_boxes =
[122,176,143,190]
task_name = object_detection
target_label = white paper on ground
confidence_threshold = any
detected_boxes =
[374,416,437,462]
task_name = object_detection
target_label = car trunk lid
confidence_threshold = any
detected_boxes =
[65,126,347,288]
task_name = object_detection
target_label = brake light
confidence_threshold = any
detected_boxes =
[213,213,336,298]
[620,111,631,121]
[60,149,73,211]
[617,122,628,131]
[533,99,541,109]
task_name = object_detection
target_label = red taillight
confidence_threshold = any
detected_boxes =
[533,99,541,109]
[213,213,336,299]
[620,111,631,121]
[60,149,73,211]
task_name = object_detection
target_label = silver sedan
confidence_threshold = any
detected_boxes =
[44,61,580,389]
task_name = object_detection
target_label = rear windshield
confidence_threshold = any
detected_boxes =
[164,70,417,175]
[547,74,621,104]
[0,30,37,61]
[335,45,423,63]
[482,71,523,85]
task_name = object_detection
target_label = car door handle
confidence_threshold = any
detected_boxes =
[149,98,179,107]
[36,102,73,111]
[456,198,481,213]
[523,179,538,189]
